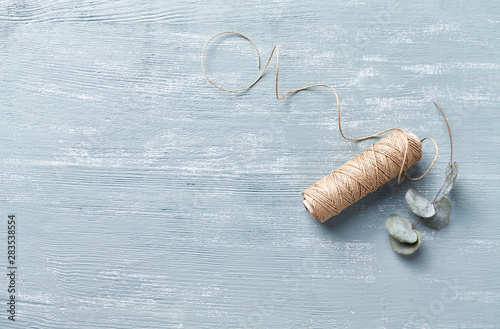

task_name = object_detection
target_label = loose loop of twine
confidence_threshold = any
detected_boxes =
[202,31,439,221]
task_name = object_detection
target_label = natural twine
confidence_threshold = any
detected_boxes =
[303,130,424,222]
[202,32,438,222]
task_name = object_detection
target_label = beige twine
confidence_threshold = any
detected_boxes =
[202,32,439,222]
[303,130,425,222]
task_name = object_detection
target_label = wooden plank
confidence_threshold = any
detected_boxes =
[0,0,499,327]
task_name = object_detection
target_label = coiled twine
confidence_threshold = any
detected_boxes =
[202,32,437,223]
[302,130,422,222]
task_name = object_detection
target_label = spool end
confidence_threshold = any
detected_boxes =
[303,198,317,219]
[407,132,421,149]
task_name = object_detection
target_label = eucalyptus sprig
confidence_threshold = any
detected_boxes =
[386,100,459,255]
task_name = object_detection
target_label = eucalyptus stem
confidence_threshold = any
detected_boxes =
[433,99,453,164]
[412,99,453,229]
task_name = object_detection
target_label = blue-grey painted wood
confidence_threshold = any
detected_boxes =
[1,0,499,328]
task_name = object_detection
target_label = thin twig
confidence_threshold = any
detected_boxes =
[413,100,453,229]
[430,99,453,202]
[433,99,453,164]
[413,217,423,228]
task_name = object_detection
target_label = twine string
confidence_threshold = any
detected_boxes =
[303,130,430,221]
[202,32,439,221]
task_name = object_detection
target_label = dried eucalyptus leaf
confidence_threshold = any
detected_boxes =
[443,161,459,196]
[424,197,451,229]
[405,188,435,218]
[385,214,418,243]
[389,230,422,255]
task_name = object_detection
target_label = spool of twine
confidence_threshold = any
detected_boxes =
[302,130,422,222]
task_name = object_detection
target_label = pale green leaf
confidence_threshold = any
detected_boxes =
[389,230,422,255]
[424,197,451,229]
[405,188,435,218]
[385,214,418,243]
[443,161,459,196]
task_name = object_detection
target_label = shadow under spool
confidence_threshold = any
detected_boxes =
[302,130,422,222]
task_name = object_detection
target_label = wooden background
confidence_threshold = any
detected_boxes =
[1,0,499,328]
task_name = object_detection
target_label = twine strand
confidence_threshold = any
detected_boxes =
[202,32,439,221]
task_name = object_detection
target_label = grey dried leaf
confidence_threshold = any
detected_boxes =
[424,197,451,229]
[385,214,418,243]
[405,188,435,218]
[443,161,459,196]
[389,229,422,255]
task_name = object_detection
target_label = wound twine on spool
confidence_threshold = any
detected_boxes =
[202,32,438,223]
[302,130,422,222]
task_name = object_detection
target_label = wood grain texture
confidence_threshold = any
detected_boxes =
[1,0,499,328]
